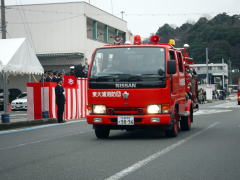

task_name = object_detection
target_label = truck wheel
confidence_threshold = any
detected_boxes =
[180,109,193,131]
[165,111,179,137]
[238,101,240,105]
[95,127,110,139]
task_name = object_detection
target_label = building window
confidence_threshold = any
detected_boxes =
[93,20,98,40]
[108,26,115,44]
[87,18,93,39]
[97,22,104,42]
[104,25,109,43]
[86,17,126,44]
[118,30,126,43]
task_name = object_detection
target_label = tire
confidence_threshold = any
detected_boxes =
[165,110,179,137]
[180,108,193,131]
[238,101,240,105]
[95,127,110,139]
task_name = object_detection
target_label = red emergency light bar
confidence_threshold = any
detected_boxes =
[134,35,141,45]
[150,35,160,44]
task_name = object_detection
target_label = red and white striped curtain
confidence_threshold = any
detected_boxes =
[27,78,88,120]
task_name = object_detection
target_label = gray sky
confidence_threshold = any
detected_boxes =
[7,0,240,38]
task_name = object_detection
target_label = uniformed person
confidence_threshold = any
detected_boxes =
[52,71,59,82]
[55,78,65,123]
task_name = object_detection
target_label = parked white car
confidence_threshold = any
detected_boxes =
[11,92,27,111]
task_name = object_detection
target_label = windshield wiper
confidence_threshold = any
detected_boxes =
[141,74,166,78]
[90,75,117,81]
[108,73,143,81]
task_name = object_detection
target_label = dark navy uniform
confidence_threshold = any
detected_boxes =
[55,81,65,123]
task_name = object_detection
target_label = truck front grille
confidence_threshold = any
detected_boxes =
[107,107,144,115]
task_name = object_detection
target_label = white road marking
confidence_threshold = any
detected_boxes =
[0,119,86,135]
[211,101,240,109]
[194,109,232,116]
[105,122,219,180]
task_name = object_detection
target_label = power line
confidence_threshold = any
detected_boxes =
[18,0,36,50]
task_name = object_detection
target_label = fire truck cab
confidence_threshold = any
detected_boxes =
[87,35,197,138]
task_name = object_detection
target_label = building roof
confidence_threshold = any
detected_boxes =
[6,1,126,23]
[37,52,84,58]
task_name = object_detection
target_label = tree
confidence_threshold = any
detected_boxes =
[154,13,240,66]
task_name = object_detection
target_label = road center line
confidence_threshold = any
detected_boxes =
[105,122,219,180]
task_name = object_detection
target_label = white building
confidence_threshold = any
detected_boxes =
[190,63,229,89]
[1,1,131,71]
[0,1,132,92]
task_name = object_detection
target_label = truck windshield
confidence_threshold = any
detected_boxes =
[91,47,165,77]
[89,47,166,89]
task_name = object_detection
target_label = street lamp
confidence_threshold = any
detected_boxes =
[206,48,209,84]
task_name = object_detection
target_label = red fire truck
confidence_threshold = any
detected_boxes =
[86,35,198,138]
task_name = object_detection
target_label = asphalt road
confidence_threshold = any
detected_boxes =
[0,99,240,180]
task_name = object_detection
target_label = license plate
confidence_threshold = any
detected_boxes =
[117,116,134,125]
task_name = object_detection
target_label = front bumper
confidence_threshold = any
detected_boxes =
[11,105,27,111]
[87,114,172,126]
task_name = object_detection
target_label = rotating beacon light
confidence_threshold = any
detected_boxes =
[134,35,142,45]
[150,35,160,44]
[168,39,175,46]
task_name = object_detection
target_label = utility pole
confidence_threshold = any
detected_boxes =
[120,11,125,20]
[206,48,209,84]
[1,0,9,122]
[1,0,6,39]
[222,58,225,89]
[228,58,232,84]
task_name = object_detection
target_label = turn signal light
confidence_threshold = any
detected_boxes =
[161,104,171,114]
[87,104,92,113]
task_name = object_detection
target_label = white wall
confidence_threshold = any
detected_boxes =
[4,2,129,60]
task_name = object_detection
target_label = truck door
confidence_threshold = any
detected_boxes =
[169,50,179,97]
[176,51,186,113]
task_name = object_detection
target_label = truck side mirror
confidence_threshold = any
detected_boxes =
[167,60,176,74]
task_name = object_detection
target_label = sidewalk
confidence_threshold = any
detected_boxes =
[0,115,57,131]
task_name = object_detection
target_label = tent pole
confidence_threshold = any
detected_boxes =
[3,73,9,113]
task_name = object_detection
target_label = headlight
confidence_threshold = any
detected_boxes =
[93,105,106,114]
[147,105,161,114]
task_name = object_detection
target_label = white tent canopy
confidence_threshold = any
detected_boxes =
[0,38,43,75]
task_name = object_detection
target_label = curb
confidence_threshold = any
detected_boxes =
[0,118,58,131]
